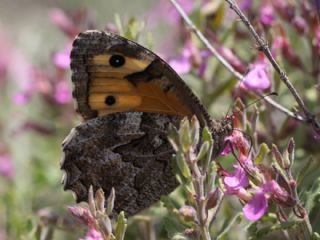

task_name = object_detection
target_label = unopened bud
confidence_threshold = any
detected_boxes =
[207,188,220,209]
[179,206,197,222]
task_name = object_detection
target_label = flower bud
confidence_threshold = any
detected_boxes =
[179,205,197,222]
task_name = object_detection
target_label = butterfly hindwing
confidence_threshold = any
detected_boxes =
[61,112,181,215]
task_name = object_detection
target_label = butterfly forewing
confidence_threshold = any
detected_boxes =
[70,30,211,126]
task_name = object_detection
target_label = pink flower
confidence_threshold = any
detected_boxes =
[223,164,249,194]
[243,180,289,221]
[54,79,71,104]
[260,5,275,26]
[168,41,197,74]
[53,45,71,70]
[156,0,194,24]
[49,8,77,38]
[0,154,13,179]
[243,191,268,221]
[219,47,246,74]
[222,130,250,157]
[80,227,103,240]
[239,0,253,11]
[242,62,271,91]
[168,49,192,74]
[12,91,32,105]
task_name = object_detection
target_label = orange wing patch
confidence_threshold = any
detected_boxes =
[87,54,191,116]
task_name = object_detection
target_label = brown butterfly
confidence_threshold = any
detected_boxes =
[61,30,232,216]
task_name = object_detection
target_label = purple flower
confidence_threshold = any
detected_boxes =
[241,61,271,91]
[243,191,268,221]
[0,154,13,179]
[260,5,275,26]
[223,164,249,194]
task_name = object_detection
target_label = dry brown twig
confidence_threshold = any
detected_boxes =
[169,0,320,134]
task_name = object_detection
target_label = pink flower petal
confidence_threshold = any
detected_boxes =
[54,80,71,104]
[12,92,32,105]
[53,51,70,70]
[223,165,249,194]
[242,63,271,91]
[243,191,268,221]
[0,154,13,179]
[80,227,103,240]
[260,5,275,26]
[49,8,76,37]
[169,57,191,74]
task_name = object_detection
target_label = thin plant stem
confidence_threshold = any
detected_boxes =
[168,0,307,123]
[224,0,320,134]
[187,153,211,240]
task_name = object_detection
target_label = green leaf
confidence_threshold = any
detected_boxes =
[176,151,192,179]
[202,127,213,145]
[168,124,180,152]
[201,127,213,169]
[179,118,191,153]
[217,213,243,239]
[254,143,270,165]
[115,211,127,240]
[190,115,200,147]
[163,214,186,239]
[197,142,209,161]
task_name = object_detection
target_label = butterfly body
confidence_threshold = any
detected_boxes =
[62,30,232,215]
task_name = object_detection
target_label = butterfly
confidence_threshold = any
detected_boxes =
[61,30,233,216]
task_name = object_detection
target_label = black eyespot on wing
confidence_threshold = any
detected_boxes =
[105,96,116,106]
[109,55,125,68]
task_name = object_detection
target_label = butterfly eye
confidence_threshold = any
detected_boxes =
[105,95,116,106]
[109,55,125,67]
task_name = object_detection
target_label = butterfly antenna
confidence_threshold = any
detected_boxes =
[243,92,278,111]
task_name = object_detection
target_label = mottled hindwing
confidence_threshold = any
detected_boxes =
[61,112,181,216]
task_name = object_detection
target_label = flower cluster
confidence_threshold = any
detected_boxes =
[220,102,303,222]
[69,187,127,240]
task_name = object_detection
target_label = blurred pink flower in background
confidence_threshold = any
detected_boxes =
[54,79,71,104]
[157,0,194,24]
[260,5,275,26]
[0,153,13,179]
[49,8,78,38]
[53,45,71,70]
[238,0,253,11]
[168,44,192,74]
[13,91,32,105]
